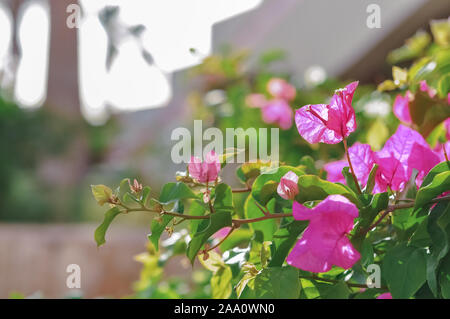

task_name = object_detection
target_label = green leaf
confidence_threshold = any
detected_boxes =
[426,202,450,296]
[219,148,244,168]
[188,200,207,235]
[269,220,308,267]
[213,183,233,213]
[360,239,374,267]
[415,171,450,210]
[364,164,379,194]
[253,267,300,299]
[149,201,184,251]
[219,228,253,252]
[91,184,113,206]
[438,74,450,98]
[295,175,359,207]
[392,66,408,85]
[387,31,431,64]
[377,80,397,92]
[186,211,232,264]
[356,192,389,230]
[198,251,233,299]
[141,186,151,205]
[438,253,450,298]
[431,18,450,47]
[236,270,258,299]
[299,156,317,175]
[420,161,450,187]
[236,161,273,184]
[316,281,350,299]
[198,250,226,272]
[409,218,432,248]
[123,192,140,205]
[244,196,277,241]
[251,166,304,206]
[94,207,121,247]
[158,182,197,205]
[382,243,427,298]
[211,266,233,299]
[148,214,174,251]
[342,167,359,194]
[299,278,320,299]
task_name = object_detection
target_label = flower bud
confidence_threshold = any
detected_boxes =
[277,171,299,200]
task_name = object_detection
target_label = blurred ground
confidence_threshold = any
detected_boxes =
[0,224,149,298]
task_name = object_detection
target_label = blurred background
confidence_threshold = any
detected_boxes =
[0,0,449,298]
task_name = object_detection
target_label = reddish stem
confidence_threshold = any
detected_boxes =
[343,139,362,194]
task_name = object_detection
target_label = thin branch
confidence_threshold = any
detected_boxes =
[357,195,450,237]
[121,195,450,229]
[299,275,388,290]
[202,225,236,254]
[232,187,252,193]
[343,139,362,194]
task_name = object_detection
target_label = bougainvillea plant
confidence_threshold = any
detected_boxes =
[91,20,450,299]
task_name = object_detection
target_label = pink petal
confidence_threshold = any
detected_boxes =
[286,229,334,273]
[188,156,203,181]
[393,93,412,124]
[287,195,360,273]
[188,151,221,183]
[295,82,358,144]
[324,143,375,188]
[329,236,361,270]
[375,125,440,192]
[324,160,347,184]
[262,99,293,130]
[348,143,376,188]
[245,93,268,108]
[420,80,437,98]
[295,104,342,144]
[377,293,393,299]
[267,78,296,101]
[213,227,232,239]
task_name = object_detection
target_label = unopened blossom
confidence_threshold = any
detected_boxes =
[287,195,360,273]
[377,293,392,299]
[392,92,413,125]
[261,99,294,130]
[245,93,268,108]
[213,227,232,239]
[129,178,143,193]
[267,78,296,101]
[295,82,358,144]
[419,80,437,98]
[277,171,299,200]
[188,150,221,183]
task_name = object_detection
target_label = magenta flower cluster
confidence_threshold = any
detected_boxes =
[284,80,449,277]
[246,77,296,130]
